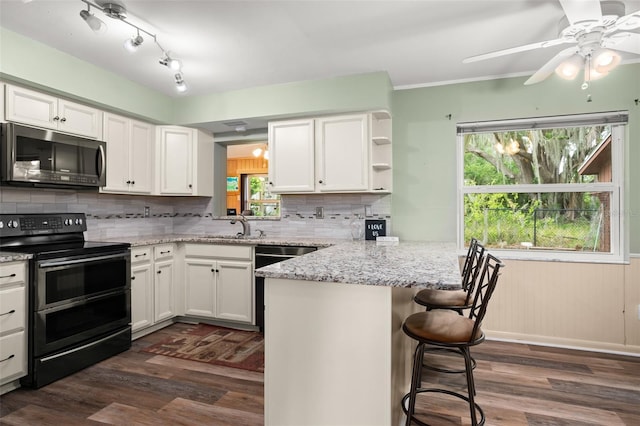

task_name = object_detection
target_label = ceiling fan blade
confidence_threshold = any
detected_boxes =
[603,32,640,55]
[612,9,640,31]
[463,38,570,63]
[559,0,602,25]
[524,47,579,85]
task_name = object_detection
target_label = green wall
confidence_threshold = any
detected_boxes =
[174,72,393,126]
[1,26,638,252]
[392,63,640,252]
[0,27,174,123]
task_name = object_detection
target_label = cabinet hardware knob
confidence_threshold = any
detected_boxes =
[131,181,135,185]
[131,277,136,280]
[160,251,170,254]
[53,116,60,121]
[216,269,219,273]
[0,354,14,363]
[0,309,15,317]
[188,184,193,188]
[319,180,323,184]
[126,180,131,184]
[157,270,161,274]
[0,273,16,279]
[134,254,146,258]
[60,117,67,122]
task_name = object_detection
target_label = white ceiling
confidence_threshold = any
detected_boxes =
[1,0,639,133]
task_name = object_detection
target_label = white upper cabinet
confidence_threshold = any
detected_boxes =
[315,114,369,192]
[268,112,391,193]
[101,113,154,194]
[156,126,214,196]
[5,85,102,139]
[268,119,315,193]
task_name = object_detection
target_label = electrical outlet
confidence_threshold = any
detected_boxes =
[144,206,150,218]
[365,205,372,217]
[315,207,324,219]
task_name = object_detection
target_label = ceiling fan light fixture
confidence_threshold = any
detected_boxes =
[593,49,621,73]
[555,54,583,80]
[79,8,107,33]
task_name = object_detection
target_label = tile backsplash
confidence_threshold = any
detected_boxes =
[1,187,391,240]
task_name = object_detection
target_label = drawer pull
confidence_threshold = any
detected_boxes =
[0,309,15,317]
[0,354,14,363]
[134,254,147,258]
[160,250,171,255]
[0,273,17,279]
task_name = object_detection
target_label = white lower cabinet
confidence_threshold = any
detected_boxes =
[0,261,28,394]
[130,244,176,336]
[183,244,254,324]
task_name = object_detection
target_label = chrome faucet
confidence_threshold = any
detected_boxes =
[230,214,250,238]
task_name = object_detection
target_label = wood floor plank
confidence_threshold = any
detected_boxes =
[87,402,171,426]
[0,403,104,425]
[157,397,263,426]
[213,390,264,415]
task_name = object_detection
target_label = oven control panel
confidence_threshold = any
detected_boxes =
[0,213,87,237]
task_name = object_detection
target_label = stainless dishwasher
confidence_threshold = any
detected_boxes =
[254,245,317,332]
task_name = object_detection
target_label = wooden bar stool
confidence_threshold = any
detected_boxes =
[401,253,503,426]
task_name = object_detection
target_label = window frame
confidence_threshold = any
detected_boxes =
[456,111,627,263]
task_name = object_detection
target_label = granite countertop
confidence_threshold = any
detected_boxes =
[102,234,340,248]
[255,240,462,289]
[0,251,32,263]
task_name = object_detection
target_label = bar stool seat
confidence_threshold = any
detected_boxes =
[402,253,503,426]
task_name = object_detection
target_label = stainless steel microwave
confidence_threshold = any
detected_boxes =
[1,123,106,189]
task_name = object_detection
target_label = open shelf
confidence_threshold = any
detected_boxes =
[372,136,391,145]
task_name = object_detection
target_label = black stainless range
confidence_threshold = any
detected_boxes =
[0,213,131,388]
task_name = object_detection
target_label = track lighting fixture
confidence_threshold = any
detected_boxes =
[124,30,143,53]
[79,4,106,33]
[159,54,182,71]
[78,0,187,93]
[175,74,187,93]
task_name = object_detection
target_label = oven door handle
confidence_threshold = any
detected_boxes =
[38,252,128,268]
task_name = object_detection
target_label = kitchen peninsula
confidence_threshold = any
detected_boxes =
[255,241,461,426]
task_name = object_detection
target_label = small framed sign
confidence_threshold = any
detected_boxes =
[365,219,386,240]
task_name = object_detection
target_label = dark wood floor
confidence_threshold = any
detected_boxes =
[1,323,639,425]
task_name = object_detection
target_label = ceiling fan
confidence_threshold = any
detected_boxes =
[463,0,640,88]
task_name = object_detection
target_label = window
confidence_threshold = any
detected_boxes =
[242,174,280,217]
[457,112,627,261]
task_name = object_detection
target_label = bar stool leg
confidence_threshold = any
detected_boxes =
[462,346,479,425]
[405,342,425,426]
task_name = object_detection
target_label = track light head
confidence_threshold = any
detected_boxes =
[159,54,182,71]
[175,73,187,93]
[124,33,143,52]
[79,7,107,33]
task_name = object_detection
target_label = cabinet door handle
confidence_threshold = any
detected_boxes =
[126,180,131,184]
[131,181,135,185]
[0,273,16,279]
[131,276,136,280]
[188,184,193,189]
[60,117,67,122]
[0,354,14,363]
[0,309,15,317]
[318,180,323,184]
[157,270,161,274]
[53,116,60,121]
